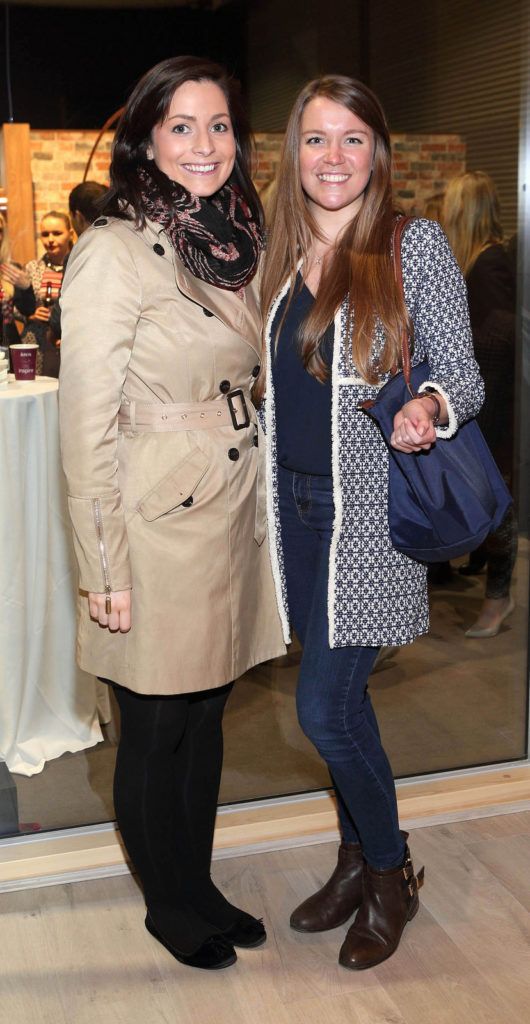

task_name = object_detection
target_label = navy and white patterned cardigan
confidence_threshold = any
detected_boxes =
[262,218,485,648]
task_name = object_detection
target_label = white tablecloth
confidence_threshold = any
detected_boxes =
[0,377,103,775]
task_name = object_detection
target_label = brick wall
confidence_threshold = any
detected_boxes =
[30,130,114,246]
[392,134,466,213]
[29,129,465,249]
[254,133,282,190]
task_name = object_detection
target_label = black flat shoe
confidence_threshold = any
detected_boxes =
[145,914,237,970]
[222,915,266,949]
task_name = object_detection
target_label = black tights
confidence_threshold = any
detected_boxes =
[112,681,240,954]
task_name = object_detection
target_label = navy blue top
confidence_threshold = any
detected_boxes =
[272,277,333,476]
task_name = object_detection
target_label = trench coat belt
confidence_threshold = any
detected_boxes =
[118,392,267,546]
[118,392,255,434]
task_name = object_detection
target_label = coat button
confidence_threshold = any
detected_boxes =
[253,433,258,447]
[153,243,165,256]
[203,307,214,317]
[252,365,260,377]
[182,496,194,507]
[228,448,239,461]
[93,217,108,227]
[219,380,231,394]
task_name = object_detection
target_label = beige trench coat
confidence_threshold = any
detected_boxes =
[59,215,285,695]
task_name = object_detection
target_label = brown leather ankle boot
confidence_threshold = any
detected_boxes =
[338,844,424,970]
[290,842,364,933]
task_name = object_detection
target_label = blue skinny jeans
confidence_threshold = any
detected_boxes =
[278,465,405,870]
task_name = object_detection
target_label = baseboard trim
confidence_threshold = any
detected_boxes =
[0,764,528,892]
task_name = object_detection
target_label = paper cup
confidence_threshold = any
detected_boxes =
[9,343,38,381]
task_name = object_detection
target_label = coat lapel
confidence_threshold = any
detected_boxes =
[139,217,262,359]
[172,256,262,360]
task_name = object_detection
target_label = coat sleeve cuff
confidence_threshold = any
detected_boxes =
[416,380,458,439]
[67,492,132,593]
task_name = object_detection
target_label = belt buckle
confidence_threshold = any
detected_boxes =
[226,388,250,430]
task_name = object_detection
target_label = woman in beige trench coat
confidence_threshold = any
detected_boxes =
[59,56,285,971]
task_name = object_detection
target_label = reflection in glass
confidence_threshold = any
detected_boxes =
[5,531,529,835]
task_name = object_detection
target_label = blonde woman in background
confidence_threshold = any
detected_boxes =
[22,211,74,374]
[444,171,517,637]
[423,191,445,224]
[0,212,36,348]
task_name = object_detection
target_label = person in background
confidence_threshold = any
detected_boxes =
[47,181,109,354]
[0,211,36,350]
[59,56,285,972]
[255,75,483,970]
[23,211,73,373]
[69,180,108,237]
[444,171,517,638]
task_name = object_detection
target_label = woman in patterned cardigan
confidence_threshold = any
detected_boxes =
[254,76,483,970]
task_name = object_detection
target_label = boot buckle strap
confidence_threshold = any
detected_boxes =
[402,859,414,881]
[407,864,425,898]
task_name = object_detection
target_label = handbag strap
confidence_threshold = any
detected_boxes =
[392,215,415,395]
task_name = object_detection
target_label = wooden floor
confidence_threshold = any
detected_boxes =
[2,811,530,1024]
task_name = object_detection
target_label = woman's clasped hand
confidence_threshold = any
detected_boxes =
[390,395,444,452]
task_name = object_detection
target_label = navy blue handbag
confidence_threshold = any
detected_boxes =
[361,218,512,563]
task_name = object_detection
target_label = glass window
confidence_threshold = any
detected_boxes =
[1,0,528,844]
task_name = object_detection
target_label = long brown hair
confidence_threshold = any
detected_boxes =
[443,171,503,278]
[256,75,408,400]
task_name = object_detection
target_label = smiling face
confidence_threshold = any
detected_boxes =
[40,216,73,263]
[299,96,374,222]
[147,79,236,197]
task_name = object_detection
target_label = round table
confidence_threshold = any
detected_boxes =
[0,377,103,777]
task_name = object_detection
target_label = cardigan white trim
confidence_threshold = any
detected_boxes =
[327,304,345,647]
[264,276,292,645]
[417,379,458,439]
[338,375,383,387]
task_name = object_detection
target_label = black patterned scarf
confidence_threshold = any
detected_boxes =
[138,167,263,291]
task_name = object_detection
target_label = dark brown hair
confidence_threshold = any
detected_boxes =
[257,75,408,398]
[103,55,262,229]
[69,181,108,223]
